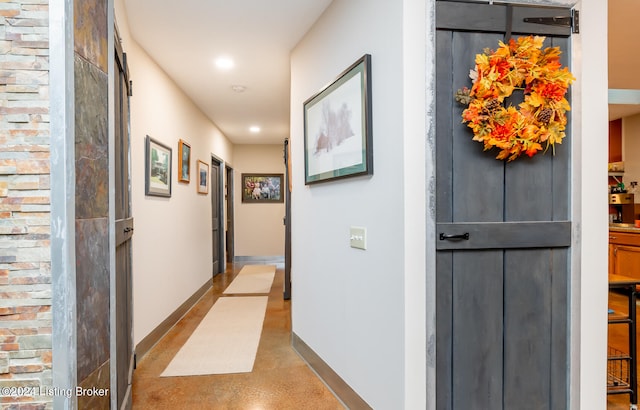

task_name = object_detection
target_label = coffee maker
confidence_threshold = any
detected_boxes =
[610,193,635,223]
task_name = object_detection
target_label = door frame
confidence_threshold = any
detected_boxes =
[211,154,225,276]
[284,139,292,299]
[225,165,235,265]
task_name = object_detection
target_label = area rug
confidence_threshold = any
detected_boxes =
[160,296,269,376]
[222,264,276,294]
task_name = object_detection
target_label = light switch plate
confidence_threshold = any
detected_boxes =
[350,226,367,250]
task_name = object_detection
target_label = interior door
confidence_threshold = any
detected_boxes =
[211,158,222,276]
[435,2,573,408]
[114,33,133,410]
[284,139,292,300]
[226,165,235,265]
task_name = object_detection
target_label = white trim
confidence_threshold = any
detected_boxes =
[403,0,428,402]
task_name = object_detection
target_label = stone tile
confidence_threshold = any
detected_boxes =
[77,359,110,410]
[74,56,107,147]
[74,0,108,72]
[74,55,108,219]
[75,218,109,382]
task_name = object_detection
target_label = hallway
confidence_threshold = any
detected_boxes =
[131,264,344,409]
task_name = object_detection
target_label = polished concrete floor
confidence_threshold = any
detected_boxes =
[132,264,345,409]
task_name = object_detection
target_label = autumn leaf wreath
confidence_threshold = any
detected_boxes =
[455,36,575,162]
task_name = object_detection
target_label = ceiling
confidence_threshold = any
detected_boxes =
[123,1,636,144]
[608,0,640,121]
[123,0,333,144]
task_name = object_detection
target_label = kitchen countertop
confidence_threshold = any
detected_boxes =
[609,223,640,233]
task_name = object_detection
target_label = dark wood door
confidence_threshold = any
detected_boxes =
[226,165,234,265]
[284,139,291,300]
[435,2,573,409]
[211,158,222,276]
[114,33,133,410]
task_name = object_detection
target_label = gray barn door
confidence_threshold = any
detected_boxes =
[435,2,573,409]
[114,34,133,410]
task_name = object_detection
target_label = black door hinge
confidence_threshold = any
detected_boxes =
[523,9,579,34]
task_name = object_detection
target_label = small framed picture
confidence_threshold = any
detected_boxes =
[145,135,172,197]
[241,174,284,203]
[197,160,209,194]
[178,139,191,183]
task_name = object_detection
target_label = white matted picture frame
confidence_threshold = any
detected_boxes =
[303,54,373,184]
[197,160,209,194]
[145,135,172,197]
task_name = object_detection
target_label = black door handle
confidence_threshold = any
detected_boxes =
[439,232,469,241]
[124,227,134,233]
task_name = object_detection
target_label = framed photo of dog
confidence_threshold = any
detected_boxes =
[241,174,284,203]
[303,54,373,185]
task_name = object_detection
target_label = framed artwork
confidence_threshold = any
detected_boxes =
[241,174,284,203]
[178,139,191,183]
[303,54,373,184]
[197,160,209,194]
[145,135,172,197]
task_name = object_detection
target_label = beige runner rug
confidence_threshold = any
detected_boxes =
[160,296,268,376]
[223,264,276,294]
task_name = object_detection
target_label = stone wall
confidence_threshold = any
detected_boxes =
[0,0,53,408]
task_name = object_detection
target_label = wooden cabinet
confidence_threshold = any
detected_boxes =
[614,246,640,278]
[610,119,622,163]
[609,230,640,279]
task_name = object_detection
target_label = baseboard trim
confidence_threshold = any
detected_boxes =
[234,255,284,264]
[135,279,211,361]
[292,332,372,410]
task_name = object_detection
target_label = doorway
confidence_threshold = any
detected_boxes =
[211,156,225,276]
[284,139,292,300]
[226,165,235,265]
[434,2,573,408]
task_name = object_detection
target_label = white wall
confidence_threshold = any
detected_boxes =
[291,0,406,408]
[115,1,234,346]
[233,144,286,257]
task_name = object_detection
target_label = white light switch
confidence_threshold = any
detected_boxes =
[350,226,367,250]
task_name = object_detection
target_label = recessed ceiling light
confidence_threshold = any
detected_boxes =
[215,57,234,70]
[249,126,261,133]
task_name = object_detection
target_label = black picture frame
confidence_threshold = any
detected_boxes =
[303,54,373,184]
[241,174,284,203]
[145,135,172,197]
